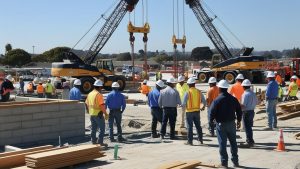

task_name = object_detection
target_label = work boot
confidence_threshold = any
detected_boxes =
[239,142,254,148]
[170,136,178,140]
[184,141,193,146]
[161,135,165,140]
[218,163,228,168]
[110,138,116,142]
[100,143,108,148]
[117,137,126,142]
[233,162,240,168]
[198,138,203,145]
[263,127,273,131]
[151,133,160,138]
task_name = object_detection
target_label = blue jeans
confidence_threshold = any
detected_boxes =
[216,120,239,166]
[266,99,277,128]
[90,115,105,144]
[151,107,163,135]
[161,107,177,138]
[207,106,215,135]
[108,110,123,140]
[243,110,255,143]
[186,112,203,143]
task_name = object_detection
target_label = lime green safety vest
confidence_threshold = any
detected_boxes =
[289,82,298,97]
[45,83,54,93]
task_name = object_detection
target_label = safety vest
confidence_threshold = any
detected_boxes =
[176,83,189,101]
[45,83,54,93]
[278,85,283,98]
[27,83,33,92]
[275,75,282,85]
[85,90,102,116]
[186,88,202,112]
[229,82,244,102]
[37,84,44,94]
[289,82,298,97]
[140,84,150,95]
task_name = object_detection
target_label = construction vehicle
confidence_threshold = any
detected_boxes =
[51,0,139,94]
[185,0,266,84]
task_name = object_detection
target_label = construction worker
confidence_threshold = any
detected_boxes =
[206,77,219,137]
[265,71,279,130]
[26,82,34,94]
[36,81,45,98]
[296,75,300,88]
[85,80,108,146]
[45,79,55,98]
[139,80,151,96]
[275,71,283,85]
[176,75,189,128]
[156,71,162,81]
[19,78,25,96]
[0,70,15,102]
[229,74,244,102]
[182,77,206,145]
[159,77,181,140]
[287,75,298,101]
[148,80,165,138]
[69,79,82,101]
[105,82,126,142]
[240,79,258,148]
[210,80,242,168]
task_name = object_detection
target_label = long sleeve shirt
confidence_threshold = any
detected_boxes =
[266,80,279,100]
[206,86,219,107]
[69,87,82,101]
[105,90,126,112]
[241,89,258,111]
[182,90,207,107]
[148,88,160,108]
[209,92,242,123]
[158,86,181,108]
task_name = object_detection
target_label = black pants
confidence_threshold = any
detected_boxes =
[151,107,163,135]
[161,107,177,138]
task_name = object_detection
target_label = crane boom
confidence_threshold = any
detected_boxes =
[185,0,233,60]
[84,0,139,65]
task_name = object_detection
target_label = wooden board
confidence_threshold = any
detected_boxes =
[278,111,300,120]
[172,161,201,169]
[157,161,187,169]
[0,145,53,158]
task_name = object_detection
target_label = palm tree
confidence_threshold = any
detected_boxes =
[5,43,12,54]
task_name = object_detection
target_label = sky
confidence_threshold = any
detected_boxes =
[0,0,300,55]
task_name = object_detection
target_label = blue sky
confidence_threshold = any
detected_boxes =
[0,0,299,55]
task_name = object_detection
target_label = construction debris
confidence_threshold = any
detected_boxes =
[295,132,300,140]
[157,161,217,169]
[277,100,300,120]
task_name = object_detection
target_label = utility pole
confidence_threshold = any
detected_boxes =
[32,46,35,55]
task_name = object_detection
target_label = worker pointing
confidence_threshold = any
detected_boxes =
[229,74,244,102]
[176,75,189,128]
[206,77,219,137]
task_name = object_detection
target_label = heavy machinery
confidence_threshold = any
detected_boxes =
[51,0,139,94]
[185,0,266,84]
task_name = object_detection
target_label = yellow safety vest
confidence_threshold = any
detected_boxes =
[289,82,298,97]
[85,90,102,116]
[176,83,189,101]
[45,83,54,93]
[186,88,202,112]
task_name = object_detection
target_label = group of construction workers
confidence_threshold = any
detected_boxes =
[26,79,56,98]
[0,69,15,102]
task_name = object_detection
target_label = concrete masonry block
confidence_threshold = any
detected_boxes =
[21,121,42,128]
[0,108,12,116]
[32,126,51,134]
[42,119,60,126]
[0,116,21,123]
[60,129,84,138]
[59,117,77,124]
[50,112,69,118]
[12,128,33,137]
[22,135,41,143]
[0,122,22,131]
[40,132,60,141]
[33,112,51,120]
[11,107,23,115]
[0,131,12,138]
[0,137,22,146]
[76,115,85,123]
[21,114,33,121]
[22,106,42,114]
[42,104,60,112]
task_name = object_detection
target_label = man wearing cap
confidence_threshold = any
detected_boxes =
[106,82,126,142]
[36,81,45,98]
[206,77,219,137]
[0,70,15,102]
[287,75,298,101]
[265,71,279,130]
[182,77,206,145]
[69,79,82,101]
[229,74,244,102]
[176,75,189,128]
[240,79,258,148]
[85,80,108,146]
[159,77,181,140]
[148,80,165,138]
[210,80,242,168]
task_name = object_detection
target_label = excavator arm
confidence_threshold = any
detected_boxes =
[185,0,233,60]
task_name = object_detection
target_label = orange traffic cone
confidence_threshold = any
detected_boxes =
[274,129,286,152]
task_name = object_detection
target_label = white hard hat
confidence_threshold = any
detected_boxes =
[156,80,165,88]
[178,75,185,82]
[241,79,252,86]
[274,71,278,74]
[208,77,217,84]
[34,77,40,83]
[217,79,230,88]
[143,80,148,84]
[167,77,177,84]
[6,75,13,81]
[291,75,298,79]
[112,82,120,88]
[94,80,103,87]
[235,74,244,80]
[267,71,275,78]
[187,77,196,84]
[74,79,81,86]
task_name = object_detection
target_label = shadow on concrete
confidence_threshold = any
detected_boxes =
[74,160,112,169]
[233,165,268,169]
[248,142,300,152]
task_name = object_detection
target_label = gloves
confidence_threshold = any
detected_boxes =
[236,121,241,129]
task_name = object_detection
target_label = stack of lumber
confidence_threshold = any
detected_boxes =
[0,145,65,169]
[295,132,300,140]
[25,145,105,169]
[277,100,300,120]
[157,161,217,169]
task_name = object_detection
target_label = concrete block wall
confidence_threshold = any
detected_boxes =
[0,100,85,146]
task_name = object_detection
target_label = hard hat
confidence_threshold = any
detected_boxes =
[217,80,230,88]
[235,74,244,80]
[143,80,147,84]
[74,79,81,86]
[93,80,103,87]
[208,77,217,84]
[241,79,252,86]
[6,75,13,81]
[156,80,165,88]
[291,75,298,79]
[187,77,196,84]
[39,81,43,84]
[274,71,278,74]
[166,77,177,84]
[47,79,51,83]
[112,82,120,88]
[178,75,185,82]
[267,71,275,78]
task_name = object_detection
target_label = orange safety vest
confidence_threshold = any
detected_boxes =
[37,84,44,94]
[186,88,202,112]
[297,78,300,88]
[27,83,33,92]
[229,82,244,102]
[140,84,150,95]
[275,75,282,85]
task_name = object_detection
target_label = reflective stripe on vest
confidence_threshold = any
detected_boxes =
[86,90,102,116]
[186,88,202,112]
[37,85,44,94]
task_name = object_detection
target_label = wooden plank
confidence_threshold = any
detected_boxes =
[0,145,53,158]
[157,161,187,169]
[172,161,201,169]
[278,111,300,120]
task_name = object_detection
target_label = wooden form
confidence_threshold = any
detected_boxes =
[276,101,300,120]
[157,161,217,169]
[0,145,53,158]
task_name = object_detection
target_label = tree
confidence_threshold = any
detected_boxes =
[191,47,213,61]
[116,52,132,61]
[154,54,173,65]
[33,47,70,62]
[3,49,31,67]
[5,43,12,54]
[291,48,300,58]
